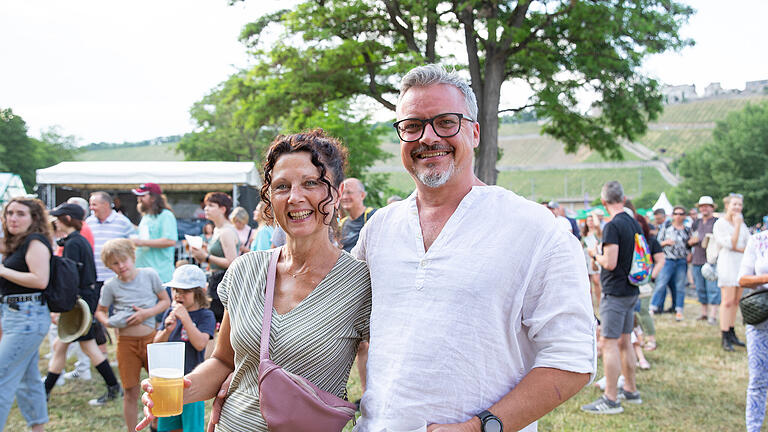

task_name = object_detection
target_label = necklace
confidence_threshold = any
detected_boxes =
[286,266,311,278]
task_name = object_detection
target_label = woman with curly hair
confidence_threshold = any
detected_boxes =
[137,129,372,432]
[0,197,53,431]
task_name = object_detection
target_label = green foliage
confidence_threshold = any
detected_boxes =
[633,191,661,210]
[677,103,768,224]
[227,0,692,184]
[0,110,78,192]
[82,135,182,151]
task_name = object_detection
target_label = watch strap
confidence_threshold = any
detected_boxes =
[477,410,494,422]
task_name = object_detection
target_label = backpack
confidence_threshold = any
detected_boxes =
[628,233,653,286]
[44,255,80,313]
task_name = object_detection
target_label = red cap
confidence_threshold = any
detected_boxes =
[132,182,162,196]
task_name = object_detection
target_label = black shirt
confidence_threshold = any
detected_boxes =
[1,233,52,296]
[340,208,376,252]
[600,212,643,297]
[60,231,98,307]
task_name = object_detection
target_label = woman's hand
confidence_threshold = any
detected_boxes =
[189,246,206,262]
[136,376,193,431]
[207,372,234,432]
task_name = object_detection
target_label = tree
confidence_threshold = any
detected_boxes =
[179,76,399,206]
[677,103,768,225]
[0,109,78,192]
[230,0,693,184]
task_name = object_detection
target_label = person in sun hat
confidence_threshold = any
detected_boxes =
[688,196,720,325]
[153,264,215,432]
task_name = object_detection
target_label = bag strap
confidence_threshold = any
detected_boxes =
[260,247,282,362]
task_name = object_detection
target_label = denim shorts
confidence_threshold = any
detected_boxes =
[599,294,638,339]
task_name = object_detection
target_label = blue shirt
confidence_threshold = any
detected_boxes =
[135,209,178,283]
[160,307,216,374]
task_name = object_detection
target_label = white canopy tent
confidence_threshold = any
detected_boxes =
[0,173,27,204]
[651,191,674,215]
[36,161,261,208]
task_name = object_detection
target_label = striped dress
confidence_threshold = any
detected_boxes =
[217,249,372,432]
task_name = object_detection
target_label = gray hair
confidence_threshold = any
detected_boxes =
[601,181,625,204]
[67,197,89,215]
[90,191,113,206]
[398,64,478,121]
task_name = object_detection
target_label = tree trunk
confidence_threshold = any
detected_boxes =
[474,57,504,185]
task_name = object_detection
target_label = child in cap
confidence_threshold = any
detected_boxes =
[154,264,215,432]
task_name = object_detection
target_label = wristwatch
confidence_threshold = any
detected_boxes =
[476,410,503,432]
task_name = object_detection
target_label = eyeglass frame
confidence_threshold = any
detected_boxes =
[729,193,743,199]
[672,212,686,216]
[392,113,476,143]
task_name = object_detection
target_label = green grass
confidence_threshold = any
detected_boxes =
[637,128,715,158]
[8,300,748,431]
[541,301,749,431]
[497,167,671,201]
[499,121,543,136]
[656,94,768,124]
[75,143,184,161]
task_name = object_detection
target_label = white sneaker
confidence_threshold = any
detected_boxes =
[63,368,92,381]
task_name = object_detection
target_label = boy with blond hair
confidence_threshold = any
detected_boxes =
[95,239,170,432]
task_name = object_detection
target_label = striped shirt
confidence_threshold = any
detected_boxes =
[217,249,371,432]
[86,211,136,281]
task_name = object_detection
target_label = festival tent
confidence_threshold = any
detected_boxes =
[36,161,261,210]
[0,173,26,204]
[652,192,674,215]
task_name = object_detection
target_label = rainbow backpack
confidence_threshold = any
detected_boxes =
[628,233,653,286]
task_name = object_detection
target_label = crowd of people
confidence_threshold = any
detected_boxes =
[562,189,767,430]
[0,63,765,432]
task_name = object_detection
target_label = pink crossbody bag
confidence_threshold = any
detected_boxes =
[257,247,357,431]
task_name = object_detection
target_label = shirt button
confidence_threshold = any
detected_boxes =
[420,259,427,268]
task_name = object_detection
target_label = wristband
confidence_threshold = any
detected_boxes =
[205,253,210,263]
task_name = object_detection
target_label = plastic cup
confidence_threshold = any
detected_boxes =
[147,342,185,417]
[384,418,427,432]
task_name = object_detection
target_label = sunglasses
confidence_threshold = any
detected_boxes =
[673,212,685,216]
[729,193,743,199]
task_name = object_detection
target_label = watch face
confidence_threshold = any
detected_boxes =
[484,418,502,432]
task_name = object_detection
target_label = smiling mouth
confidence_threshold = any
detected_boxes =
[288,210,313,220]
[416,151,450,159]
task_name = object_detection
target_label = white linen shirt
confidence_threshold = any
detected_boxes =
[352,186,596,432]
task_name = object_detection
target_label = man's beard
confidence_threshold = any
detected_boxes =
[409,143,456,188]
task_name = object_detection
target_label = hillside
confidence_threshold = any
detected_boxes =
[75,142,184,161]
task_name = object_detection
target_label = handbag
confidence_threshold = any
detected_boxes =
[257,248,356,431]
[739,289,768,325]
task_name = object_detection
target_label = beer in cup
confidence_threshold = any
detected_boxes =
[147,342,185,417]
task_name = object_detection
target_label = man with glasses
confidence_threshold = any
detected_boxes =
[650,205,693,321]
[351,64,595,431]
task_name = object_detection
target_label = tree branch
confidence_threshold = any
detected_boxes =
[362,51,396,111]
[454,1,483,103]
[503,2,574,56]
[498,103,538,114]
[382,0,420,53]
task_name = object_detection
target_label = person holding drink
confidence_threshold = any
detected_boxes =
[153,264,215,432]
[136,130,371,432]
[95,239,170,432]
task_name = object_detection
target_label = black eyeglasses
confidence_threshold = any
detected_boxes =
[673,212,686,216]
[393,113,475,142]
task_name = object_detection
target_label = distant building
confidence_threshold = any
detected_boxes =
[745,80,768,94]
[704,82,740,98]
[662,84,697,103]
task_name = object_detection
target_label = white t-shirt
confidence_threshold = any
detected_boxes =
[352,186,596,432]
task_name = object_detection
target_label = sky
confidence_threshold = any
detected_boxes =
[1,0,766,145]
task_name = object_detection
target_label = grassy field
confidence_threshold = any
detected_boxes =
[497,167,671,202]
[75,143,184,161]
[655,94,768,124]
[6,300,749,431]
